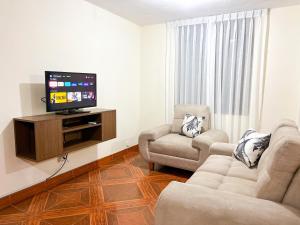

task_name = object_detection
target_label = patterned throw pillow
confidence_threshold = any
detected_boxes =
[233,129,271,168]
[181,114,204,138]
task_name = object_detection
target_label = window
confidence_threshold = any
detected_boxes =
[175,17,255,116]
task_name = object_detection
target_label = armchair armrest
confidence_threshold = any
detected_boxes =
[192,129,228,154]
[138,124,171,161]
[209,142,237,156]
[155,182,300,225]
[139,124,171,141]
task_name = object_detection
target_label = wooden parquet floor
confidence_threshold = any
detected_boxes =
[0,149,192,225]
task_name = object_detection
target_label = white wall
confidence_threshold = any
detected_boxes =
[140,24,166,130]
[260,5,300,130]
[139,5,300,133]
[0,0,140,197]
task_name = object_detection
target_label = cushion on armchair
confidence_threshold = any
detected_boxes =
[171,105,210,133]
[180,114,204,138]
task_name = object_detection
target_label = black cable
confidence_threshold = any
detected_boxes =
[40,97,46,103]
[46,153,68,181]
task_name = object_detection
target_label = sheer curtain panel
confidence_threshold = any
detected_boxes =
[165,10,269,142]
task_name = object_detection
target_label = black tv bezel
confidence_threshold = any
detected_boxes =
[45,71,97,112]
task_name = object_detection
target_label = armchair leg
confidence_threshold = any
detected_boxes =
[148,162,155,171]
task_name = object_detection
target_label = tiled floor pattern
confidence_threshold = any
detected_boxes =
[0,150,192,225]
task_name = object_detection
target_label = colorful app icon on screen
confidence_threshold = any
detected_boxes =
[49,81,57,88]
[71,82,77,87]
[50,92,67,104]
[83,82,89,86]
[82,92,95,100]
[67,92,82,102]
[65,82,71,87]
[58,82,64,87]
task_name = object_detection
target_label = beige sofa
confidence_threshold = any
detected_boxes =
[155,119,300,225]
[139,105,228,171]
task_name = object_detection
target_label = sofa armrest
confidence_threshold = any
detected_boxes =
[209,142,237,156]
[155,182,300,225]
[192,129,229,154]
[138,124,171,161]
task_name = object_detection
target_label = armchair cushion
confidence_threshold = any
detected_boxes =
[149,134,199,161]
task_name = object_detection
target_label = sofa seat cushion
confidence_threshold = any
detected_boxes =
[196,155,232,176]
[186,155,258,197]
[187,171,256,197]
[228,161,258,181]
[187,171,224,189]
[197,155,258,181]
[149,134,199,161]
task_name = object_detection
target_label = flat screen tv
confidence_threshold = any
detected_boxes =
[45,71,97,114]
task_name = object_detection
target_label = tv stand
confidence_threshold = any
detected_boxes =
[56,109,91,115]
[13,109,116,162]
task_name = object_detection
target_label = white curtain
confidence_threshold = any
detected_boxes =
[166,10,269,142]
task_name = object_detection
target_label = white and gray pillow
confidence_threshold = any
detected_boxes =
[233,129,271,168]
[181,114,204,138]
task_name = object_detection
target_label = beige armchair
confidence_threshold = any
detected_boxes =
[138,105,229,171]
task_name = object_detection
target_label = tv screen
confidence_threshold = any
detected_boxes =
[45,71,97,112]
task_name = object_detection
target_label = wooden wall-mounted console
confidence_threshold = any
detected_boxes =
[13,109,116,162]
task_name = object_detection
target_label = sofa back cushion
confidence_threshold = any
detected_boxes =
[257,120,298,170]
[171,105,210,133]
[269,119,298,146]
[256,121,300,202]
[283,168,300,209]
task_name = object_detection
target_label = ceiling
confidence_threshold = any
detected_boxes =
[86,0,300,25]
